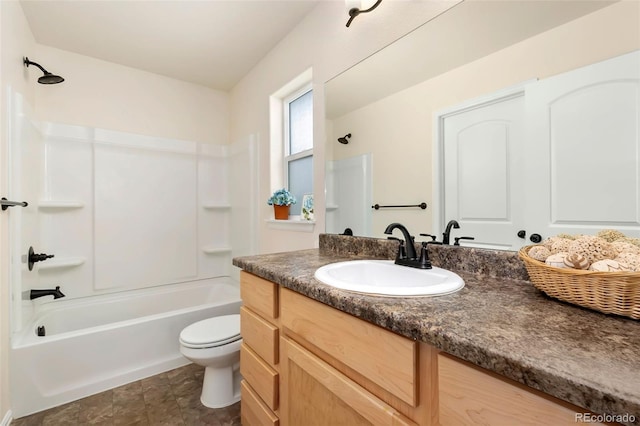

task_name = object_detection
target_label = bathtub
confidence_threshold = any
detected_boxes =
[10,277,242,417]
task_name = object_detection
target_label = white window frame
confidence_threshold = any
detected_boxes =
[283,84,313,193]
[267,68,315,230]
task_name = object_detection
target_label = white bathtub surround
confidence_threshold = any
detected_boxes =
[10,278,241,417]
[6,91,242,331]
[1,410,12,426]
[31,122,232,297]
[6,91,259,419]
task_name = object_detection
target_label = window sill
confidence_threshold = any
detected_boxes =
[266,219,315,232]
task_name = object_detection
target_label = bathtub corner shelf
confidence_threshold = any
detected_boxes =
[37,256,86,272]
[201,246,232,255]
[38,200,85,210]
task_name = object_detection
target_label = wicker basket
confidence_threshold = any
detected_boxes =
[518,245,640,320]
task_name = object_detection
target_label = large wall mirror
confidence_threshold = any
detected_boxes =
[324,0,640,250]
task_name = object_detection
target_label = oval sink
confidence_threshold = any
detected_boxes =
[314,260,464,297]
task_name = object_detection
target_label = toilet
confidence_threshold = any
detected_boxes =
[179,314,242,408]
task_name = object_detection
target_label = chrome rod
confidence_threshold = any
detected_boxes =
[1,197,28,211]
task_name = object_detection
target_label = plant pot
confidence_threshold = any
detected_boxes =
[273,205,290,220]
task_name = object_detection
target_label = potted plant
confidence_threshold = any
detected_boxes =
[268,188,297,220]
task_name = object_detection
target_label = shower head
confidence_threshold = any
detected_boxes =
[23,57,65,85]
[338,133,351,144]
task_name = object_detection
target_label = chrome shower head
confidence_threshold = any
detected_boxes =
[23,57,65,85]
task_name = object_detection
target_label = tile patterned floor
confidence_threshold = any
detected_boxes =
[11,364,241,426]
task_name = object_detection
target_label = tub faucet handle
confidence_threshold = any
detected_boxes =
[28,246,55,271]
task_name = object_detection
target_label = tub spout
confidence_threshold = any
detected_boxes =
[30,286,65,300]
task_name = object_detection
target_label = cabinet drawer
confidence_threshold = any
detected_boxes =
[438,354,608,426]
[241,380,279,426]
[240,343,279,411]
[241,271,279,321]
[281,336,416,426]
[281,288,417,406]
[241,306,279,366]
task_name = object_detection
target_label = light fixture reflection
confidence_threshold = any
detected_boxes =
[346,0,383,27]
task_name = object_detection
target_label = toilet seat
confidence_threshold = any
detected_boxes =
[180,314,241,349]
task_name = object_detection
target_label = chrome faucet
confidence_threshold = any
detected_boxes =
[384,223,432,269]
[30,286,65,300]
[442,220,460,245]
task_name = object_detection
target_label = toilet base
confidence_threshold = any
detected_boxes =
[200,363,241,408]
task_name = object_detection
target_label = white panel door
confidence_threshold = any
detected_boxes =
[443,94,525,250]
[525,50,640,239]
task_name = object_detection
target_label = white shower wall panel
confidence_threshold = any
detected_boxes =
[198,144,231,277]
[24,123,230,301]
[9,90,44,332]
[38,130,94,297]
[93,133,198,290]
[199,143,229,205]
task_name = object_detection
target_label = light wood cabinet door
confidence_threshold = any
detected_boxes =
[241,306,279,366]
[281,288,417,406]
[241,380,279,426]
[240,343,279,411]
[438,354,609,426]
[280,336,417,426]
[241,271,279,321]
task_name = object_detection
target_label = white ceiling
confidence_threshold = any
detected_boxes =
[20,0,320,91]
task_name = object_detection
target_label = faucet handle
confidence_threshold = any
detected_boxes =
[454,236,475,246]
[419,233,437,241]
[387,237,407,260]
[418,242,433,269]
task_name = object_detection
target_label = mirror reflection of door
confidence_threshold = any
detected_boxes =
[442,93,525,250]
[526,50,640,241]
[441,50,640,250]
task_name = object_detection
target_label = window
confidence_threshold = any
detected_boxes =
[284,87,313,216]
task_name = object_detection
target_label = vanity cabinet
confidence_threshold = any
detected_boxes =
[279,288,437,426]
[239,272,611,426]
[240,272,280,426]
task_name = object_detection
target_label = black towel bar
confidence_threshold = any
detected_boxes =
[372,202,427,210]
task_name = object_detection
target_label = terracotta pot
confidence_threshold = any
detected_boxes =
[273,204,290,220]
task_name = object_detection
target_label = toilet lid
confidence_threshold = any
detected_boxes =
[180,314,241,349]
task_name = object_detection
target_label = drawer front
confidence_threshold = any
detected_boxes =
[241,271,279,321]
[241,380,279,426]
[240,343,279,411]
[280,288,417,406]
[241,306,279,366]
[438,354,607,425]
[281,337,417,426]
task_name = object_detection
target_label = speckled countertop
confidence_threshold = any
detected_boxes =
[233,234,640,425]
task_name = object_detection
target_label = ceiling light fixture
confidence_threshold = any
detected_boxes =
[346,0,383,27]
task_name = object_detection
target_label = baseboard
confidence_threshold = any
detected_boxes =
[1,410,12,426]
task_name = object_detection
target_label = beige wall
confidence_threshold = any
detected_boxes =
[33,46,229,144]
[330,1,640,239]
[229,1,462,254]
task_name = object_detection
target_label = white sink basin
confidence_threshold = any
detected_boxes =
[314,260,465,297]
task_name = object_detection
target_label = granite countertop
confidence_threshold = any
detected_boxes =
[233,235,640,425]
